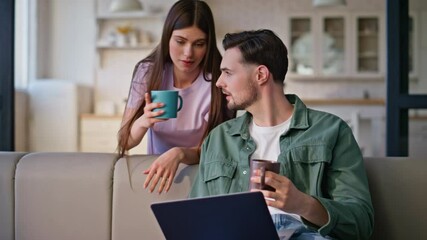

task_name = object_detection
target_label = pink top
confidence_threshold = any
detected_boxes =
[126,62,211,154]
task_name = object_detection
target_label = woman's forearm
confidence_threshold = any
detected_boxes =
[174,147,200,165]
[126,121,148,150]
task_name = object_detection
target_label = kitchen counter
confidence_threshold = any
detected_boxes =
[80,113,123,119]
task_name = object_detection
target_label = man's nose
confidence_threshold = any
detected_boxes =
[216,73,224,88]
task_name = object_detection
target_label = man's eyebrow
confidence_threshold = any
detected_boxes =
[220,67,230,72]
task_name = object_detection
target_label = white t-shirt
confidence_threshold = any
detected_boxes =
[249,116,301,220]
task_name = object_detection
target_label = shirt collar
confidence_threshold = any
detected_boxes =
[227,94,310,138]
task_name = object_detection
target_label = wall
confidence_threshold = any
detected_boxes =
[14,90,28,151]
[36,0,96,87]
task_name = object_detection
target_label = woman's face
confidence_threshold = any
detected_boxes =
[169,26,207,75]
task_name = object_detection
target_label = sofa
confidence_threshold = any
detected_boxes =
[0,152,426,240]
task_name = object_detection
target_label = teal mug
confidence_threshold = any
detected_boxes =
[151,90,183,119]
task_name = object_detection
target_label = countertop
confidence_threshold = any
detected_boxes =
[81,113,123,119]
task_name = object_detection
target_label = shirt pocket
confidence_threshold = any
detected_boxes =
[287,144,332,196]
[203,160,237,196]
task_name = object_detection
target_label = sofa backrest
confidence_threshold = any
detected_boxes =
[14,152,118,240]
[2,152,426,240]
[364,157,427,240]
[112,155,198,240]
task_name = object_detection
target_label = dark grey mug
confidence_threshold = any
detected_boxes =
[249,159,280,191]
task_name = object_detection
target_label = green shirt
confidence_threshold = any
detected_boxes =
[189,94,374,240]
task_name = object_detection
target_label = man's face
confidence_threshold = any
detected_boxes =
[216,47,259,110]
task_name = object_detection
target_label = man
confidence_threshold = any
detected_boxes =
[189,29,373,239]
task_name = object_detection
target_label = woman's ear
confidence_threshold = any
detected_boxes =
[255,65,270,85]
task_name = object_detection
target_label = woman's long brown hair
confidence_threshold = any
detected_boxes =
[117,0,235,157]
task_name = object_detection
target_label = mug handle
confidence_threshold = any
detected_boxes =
[177,95,183,112]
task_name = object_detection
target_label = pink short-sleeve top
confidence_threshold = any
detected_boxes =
[126,62,211,154]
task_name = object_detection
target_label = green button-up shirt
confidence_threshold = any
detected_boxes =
[189,94,374,240]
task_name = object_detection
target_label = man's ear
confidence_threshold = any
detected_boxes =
[255,65,270,85]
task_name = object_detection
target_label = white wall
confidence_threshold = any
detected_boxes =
[36,0,96,87]
[14,90,28,151]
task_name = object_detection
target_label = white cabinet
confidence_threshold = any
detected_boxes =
[28,81,92,152]
[288,12,385,80]
[80,114,147,154]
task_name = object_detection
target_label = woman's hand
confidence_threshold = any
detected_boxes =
[143,147,184,194]
[135,93,167,129]
[124,93,166,150]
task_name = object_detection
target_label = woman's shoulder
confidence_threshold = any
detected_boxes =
[133,61,153,83]
[136,61,153,73]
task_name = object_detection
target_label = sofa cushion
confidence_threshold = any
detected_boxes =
[14,152,118,240]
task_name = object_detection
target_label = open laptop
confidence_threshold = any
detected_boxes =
[151,191,280,240]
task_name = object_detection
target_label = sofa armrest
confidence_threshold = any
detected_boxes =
[0,152,27,240]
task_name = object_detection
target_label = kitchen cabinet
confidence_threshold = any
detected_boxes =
[80,114,147,154]
[288,12,386,79]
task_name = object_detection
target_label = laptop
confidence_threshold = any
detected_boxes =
[151,191,280,240]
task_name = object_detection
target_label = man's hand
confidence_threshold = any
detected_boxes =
[251,171,329,227]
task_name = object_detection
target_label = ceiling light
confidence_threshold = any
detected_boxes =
[109,0,143,12]
[313,0,346,7]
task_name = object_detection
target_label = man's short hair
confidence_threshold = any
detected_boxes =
[222,29,288,83]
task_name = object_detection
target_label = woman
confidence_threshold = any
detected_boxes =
[118,0,233,194]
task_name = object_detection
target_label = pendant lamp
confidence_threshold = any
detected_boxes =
[313,0,346,7]
[109,0,143,12]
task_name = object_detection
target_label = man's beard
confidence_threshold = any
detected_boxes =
[227,81,259,110]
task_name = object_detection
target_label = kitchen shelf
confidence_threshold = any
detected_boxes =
[96,43,157,50]
[96,11,164,20]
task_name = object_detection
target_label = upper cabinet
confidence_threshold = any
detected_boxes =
[322,16,346,75]
[288,12,386,80]
[289,17,314,75]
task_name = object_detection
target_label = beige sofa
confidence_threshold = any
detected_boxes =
[1,152,426,240]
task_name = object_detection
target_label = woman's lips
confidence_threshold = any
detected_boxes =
[181,60,194,67]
